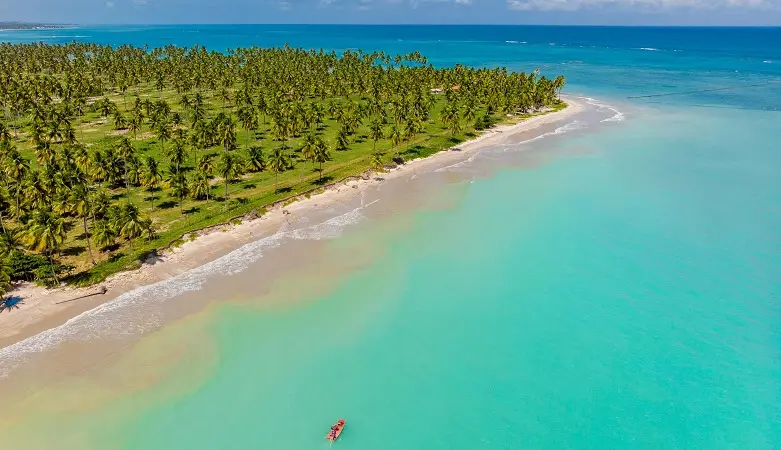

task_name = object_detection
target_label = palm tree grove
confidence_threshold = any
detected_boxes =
[0,42,565,291]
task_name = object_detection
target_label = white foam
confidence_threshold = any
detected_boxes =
[638,47,660,51]
[434,150,482,172]
[500,120,588,152]
[0,200,377,378]
[580,96,626,123]
[764,60,772,64]
[505,40,526,44]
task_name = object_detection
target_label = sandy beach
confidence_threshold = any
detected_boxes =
[0,98,584,350]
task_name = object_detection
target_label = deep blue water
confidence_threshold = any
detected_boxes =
[2,25,780,108]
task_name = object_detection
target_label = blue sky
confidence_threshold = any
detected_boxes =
[2,0,781,26]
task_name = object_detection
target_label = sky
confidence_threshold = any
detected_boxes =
[1,0,781,26]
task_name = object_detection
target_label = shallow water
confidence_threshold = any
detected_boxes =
[0,26,779,449]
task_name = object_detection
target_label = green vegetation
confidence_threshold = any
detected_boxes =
[0,42,565,290]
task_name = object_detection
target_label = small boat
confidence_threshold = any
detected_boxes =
[326,419,346,441]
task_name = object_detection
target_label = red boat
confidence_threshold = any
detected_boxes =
[326,419,346,441]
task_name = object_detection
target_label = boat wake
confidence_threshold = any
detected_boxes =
[0,200,378,378]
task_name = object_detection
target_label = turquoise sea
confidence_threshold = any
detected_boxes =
[1,26,779,449]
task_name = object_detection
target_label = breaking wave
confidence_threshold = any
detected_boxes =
[581,97,626,122]
[0,200,378,378]
[434,150,483,172]
[504,120,588,149]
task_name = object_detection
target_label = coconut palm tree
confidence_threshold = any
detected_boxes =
[335,128,349,151]
[189,173,211,200]
[448,114,462,137]
[117,137,136,200]
[128,113,142,139]
[155,121,171,155]
[0,258,12,298]
[389,125,403,152]
[369,119,384,152]
[0,124,11,145]
[245,146,265,173]
[0,188,9,234]
[371,153,384,172]
[167,139,187,173]
[112,110,127,130]
[3,149,29,217]
[268,148,289,192]
[197,153,216,178]
[218,117,238,155]
[300,133,317,169]
[163,169,188,216]
[315,139,331,181]
[91,218,116,251]
[142,156,163,190]
[69,184,96,265]
[116,203,146,262]
[23,207,67,284]
[553,75,566,99]
[217,151,243,208]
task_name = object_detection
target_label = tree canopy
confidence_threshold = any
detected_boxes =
[0,42,564,288]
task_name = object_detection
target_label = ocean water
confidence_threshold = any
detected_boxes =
[1,26,780,449]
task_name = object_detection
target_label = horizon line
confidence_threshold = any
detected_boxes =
[7,23,781,28]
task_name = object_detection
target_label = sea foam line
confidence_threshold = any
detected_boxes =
[502,120,588,151]
[437,118,588,173]
[580,96,626,122]
[0,200,378,378]
[434,150,482,172]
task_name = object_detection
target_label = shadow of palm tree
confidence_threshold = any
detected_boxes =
[0,296,25,313]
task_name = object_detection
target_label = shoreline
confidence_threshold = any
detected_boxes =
[0,97,584,351]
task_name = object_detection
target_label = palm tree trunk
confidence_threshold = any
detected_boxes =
[224,180,229,210]
[15,184,21,219]
[124,165,130,203]
[48,253,59,285]
[83,216,95,265]
[128,237,134,263]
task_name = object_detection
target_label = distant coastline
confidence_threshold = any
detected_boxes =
[0,22,69,31]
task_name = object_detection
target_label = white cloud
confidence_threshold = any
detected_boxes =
[454,0,472,4]
[133,0,149,5]
[507,0,776,10]
[105,1,115,7]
